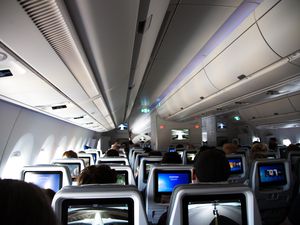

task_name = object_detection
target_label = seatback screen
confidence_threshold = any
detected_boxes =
[228,158,243,175]
[258,163,287,187]
[182,194,248,225]
[62,198,134,225]
[186,152,196,164]
[154,170,191,203]
[143,160,161,182]
[98,160,126,165]
[116,171,128,185]
[24,171,62,192]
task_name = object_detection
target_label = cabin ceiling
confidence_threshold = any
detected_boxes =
[0,0,300,133]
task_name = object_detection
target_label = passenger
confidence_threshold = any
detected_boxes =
[0,179,60,225]
[193,149,230,182]
[148,150,162,156]
[161,152,182,164]
[62,150,78,158]
[77,165,117,185]
[250,143,268,160]
[105,149,120,157]
[143,146,152,153]
[223,143,238,155]
[268,137,278,151]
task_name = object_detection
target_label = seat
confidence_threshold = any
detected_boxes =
[138,156,162,191]
[146,165,193,224]
[109,165,136,185]
[167,184,262,225]
[78,153,94,166]
[52,184,149,225]
[52,158,85,180]
[133,153,148,176]
[97,157,129,166]
[84,149,100,164]
[226,154,248,184]
[130,149,144,168]
[249,159,292,225]
[21,164,72,192]
[287,151,300,169]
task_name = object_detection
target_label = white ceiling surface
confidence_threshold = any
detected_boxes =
[64,0,140,126]
[0,0,115,132]
[153,0,300,122]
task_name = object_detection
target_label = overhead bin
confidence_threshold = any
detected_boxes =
[157,0,300,121]
[239,93,300,123]
[257,0,300,58]
[205,25,280,90]
[289,94,300,111]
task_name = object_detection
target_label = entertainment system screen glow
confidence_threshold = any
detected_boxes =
[62,198,134,225]
[143,161,161,182]
[186,152,197,164]
[98,160,126,165]
[116,171,128,185]
[228,158,243,175]
[258,163,287,187]
[171,129,189,140]
[182,194,247,225]
[24,171,62,192]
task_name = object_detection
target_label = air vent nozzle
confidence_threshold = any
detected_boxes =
[237,74,246,80]
[52,105,67,110]
[74,116,84,120]
[0,69,13,78]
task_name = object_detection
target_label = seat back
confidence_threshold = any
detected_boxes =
[146,165,193,224]
[84,149,100,164]
[130,149,144,167]
[249,159,292,225]
[168,184,262,225]
[287,151,300,169]
[226,154,248,183]
[21,164,72,192]
[138,157,162,191]
[109,165,136,185]
[52,184,148,225]
[78,153,94,166]
[133,153,149,175]
[52,158,85,180]
[97,157,129,166]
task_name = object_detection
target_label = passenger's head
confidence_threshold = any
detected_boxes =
[143,147,152,153]
[268,137,278,150]
[0,179,59,225]
[62,150,78,158]
[251,143,268,153]
[148,150,163,156]
[193,149,230,182]
[161,152,182,164]
[77,165,117,185]
[223,143,238,155]
[105,149,120,157]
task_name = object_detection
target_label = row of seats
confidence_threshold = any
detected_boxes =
[19,147,300,225]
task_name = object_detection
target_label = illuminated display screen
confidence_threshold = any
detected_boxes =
[116,171,128,185]
[228,158,243,175]
[171,129,189,140]
[258,163,287,187]
[183,194,247,225]
[62,198,134,225]
[24,171,62,192]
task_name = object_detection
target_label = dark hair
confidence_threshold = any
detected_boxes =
[148,150,162,156]
[194,149,230,182]
[143,147,152,153]
[77,165,117,185]
[105,149,119,157]
[62,150,78,158]
[0,179,59,225]
[162,152,182,164]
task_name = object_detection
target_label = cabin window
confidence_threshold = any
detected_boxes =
[282,139,291,146]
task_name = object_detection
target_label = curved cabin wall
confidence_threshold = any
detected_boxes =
[0,99,95,179]
[157,0,300,121]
